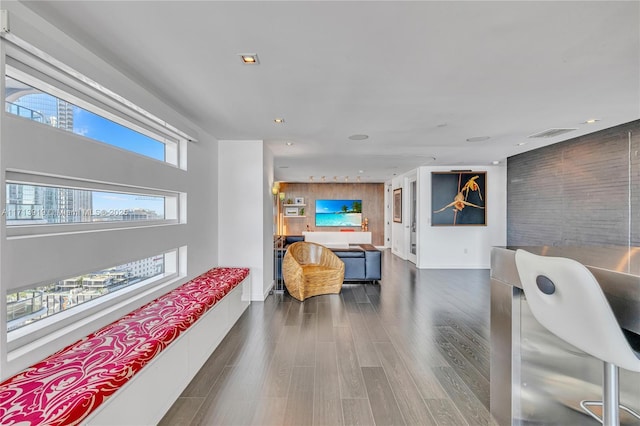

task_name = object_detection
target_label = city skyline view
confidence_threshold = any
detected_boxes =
[7,253,165,331]
[5,184,165,224]
[4,73,171,329]
[5,76,168,219]
[92,191,164,217]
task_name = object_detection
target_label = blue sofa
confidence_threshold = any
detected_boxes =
[275,235,381,283]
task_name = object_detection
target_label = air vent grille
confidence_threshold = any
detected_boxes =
[528,128,577,138]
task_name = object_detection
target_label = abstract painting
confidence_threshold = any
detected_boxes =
[432,172,486,226]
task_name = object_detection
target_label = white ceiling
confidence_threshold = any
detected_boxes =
[21,1,640,183]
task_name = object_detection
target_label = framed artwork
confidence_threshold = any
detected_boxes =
[294,197,304,205]
[393,188,402,223]
[284,207,299,216]
[432,171,486,226]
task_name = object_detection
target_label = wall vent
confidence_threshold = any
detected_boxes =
[528,128,577,138]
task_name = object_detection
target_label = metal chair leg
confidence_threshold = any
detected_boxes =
[579,362,640,426]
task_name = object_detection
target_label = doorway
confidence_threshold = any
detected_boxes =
[407,178,417,264]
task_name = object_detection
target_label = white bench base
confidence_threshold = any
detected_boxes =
[85,277,250,425]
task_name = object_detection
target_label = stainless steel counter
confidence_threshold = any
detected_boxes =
[490,246,640,425]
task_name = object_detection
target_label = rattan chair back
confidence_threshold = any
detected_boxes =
[282,241,345,301]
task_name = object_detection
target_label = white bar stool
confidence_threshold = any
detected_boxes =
[515,249,640,426]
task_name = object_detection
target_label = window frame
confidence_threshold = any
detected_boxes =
[7,247,184,356]
[5,65,180,167]
[5,172,181,238]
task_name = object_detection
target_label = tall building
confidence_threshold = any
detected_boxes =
[5,79,92,224]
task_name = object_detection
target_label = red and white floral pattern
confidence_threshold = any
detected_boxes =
[0,267,249,426]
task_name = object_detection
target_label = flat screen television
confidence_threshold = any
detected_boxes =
[315,199,362,227]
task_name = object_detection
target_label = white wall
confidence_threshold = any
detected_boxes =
[218,140,272,301]
[388,165,507,268]
[416,165,507,269]
[263,147,275,296]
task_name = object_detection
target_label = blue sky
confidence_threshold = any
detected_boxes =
[73,110,166,214]
[316,199,361,213]
[74,109,165,161]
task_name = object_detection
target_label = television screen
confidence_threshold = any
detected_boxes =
[315,199,362,227]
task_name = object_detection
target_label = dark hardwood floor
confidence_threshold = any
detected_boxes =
[160,251,491,426]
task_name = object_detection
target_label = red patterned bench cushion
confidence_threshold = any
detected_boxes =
[0,267,249,426]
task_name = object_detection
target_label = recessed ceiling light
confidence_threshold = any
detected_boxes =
[466,136,491,142]
[358,170,365,174]
[285,141,293,146]
[274,118,285,124]
[238,53,259,64]
[584,118,600,124]
[492,160,500,165]
[348,134,369,141]
[516,142,527,146]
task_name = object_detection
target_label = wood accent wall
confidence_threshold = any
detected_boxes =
[279,183,385,246]
[507,120,640,246]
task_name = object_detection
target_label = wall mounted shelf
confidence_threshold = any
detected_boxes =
[283,204,306,217]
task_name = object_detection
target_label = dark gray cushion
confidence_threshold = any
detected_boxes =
[334,250,365,258]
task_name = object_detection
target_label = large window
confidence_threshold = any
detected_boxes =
[7,253,166,331]
[5,76,167,162]
[5,183,166,225]
[1,33,191,371]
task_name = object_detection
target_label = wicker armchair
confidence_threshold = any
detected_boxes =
[282,241,345,301]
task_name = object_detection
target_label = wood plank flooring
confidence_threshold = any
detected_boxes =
[160,251,491,426]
